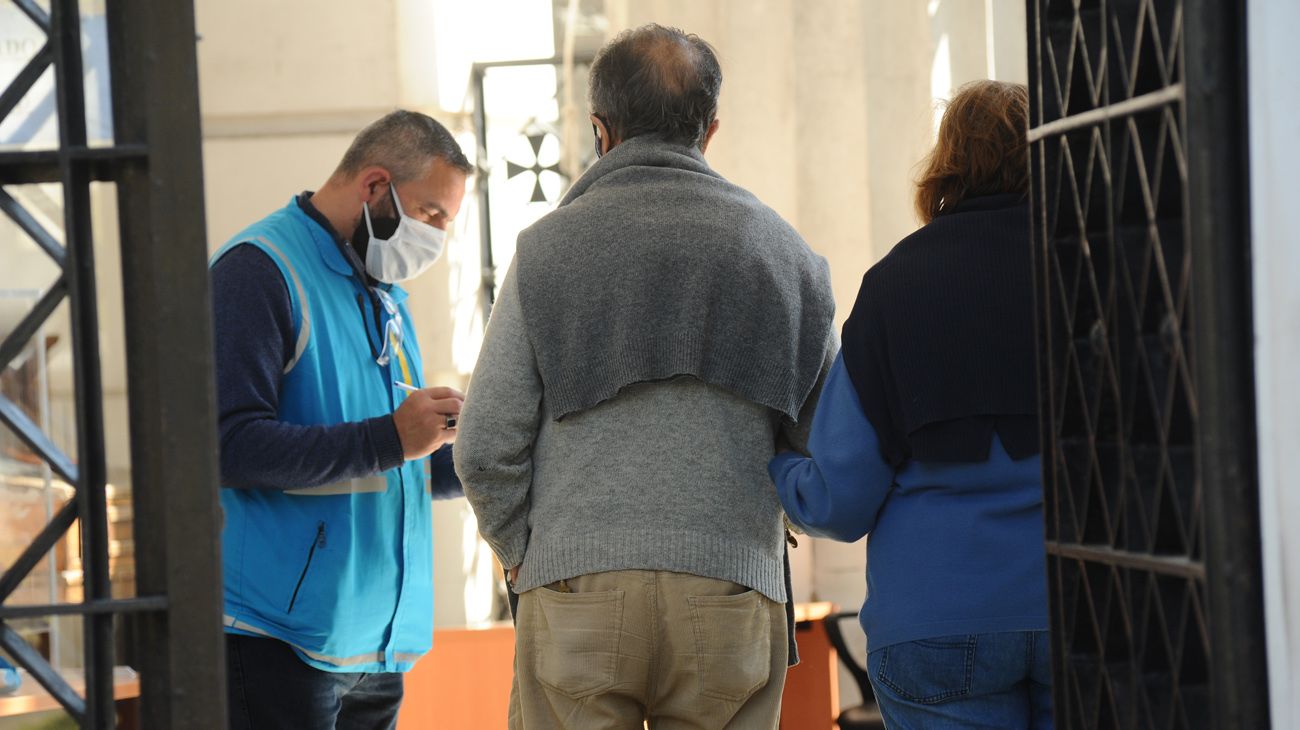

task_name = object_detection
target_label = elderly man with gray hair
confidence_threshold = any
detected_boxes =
[456,24,835,729]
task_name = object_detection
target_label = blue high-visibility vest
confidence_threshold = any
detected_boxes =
[212,198,433,673]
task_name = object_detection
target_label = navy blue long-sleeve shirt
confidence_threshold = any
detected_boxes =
[211,194,461,498]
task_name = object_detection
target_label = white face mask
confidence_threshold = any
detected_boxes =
[363,184,447,283]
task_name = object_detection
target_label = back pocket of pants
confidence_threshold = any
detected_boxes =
[688,590,772,702]
[871,635,977,705]
[533,587,625,700]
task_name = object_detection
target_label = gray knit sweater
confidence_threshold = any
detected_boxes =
[455,137,835,601]
[516,136,835,423]
[456,264,833,601]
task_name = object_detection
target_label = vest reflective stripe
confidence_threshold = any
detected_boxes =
[224,614,271,636]
[255,235,312,374]
[223,615,423,667]
[284,475,389,497]
[297,647,425,668]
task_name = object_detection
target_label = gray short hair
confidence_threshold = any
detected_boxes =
[335,110,473,182]
[588,24,722,148]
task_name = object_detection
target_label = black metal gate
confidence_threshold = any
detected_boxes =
[1027,0,1266,727]
[0,0,224,727]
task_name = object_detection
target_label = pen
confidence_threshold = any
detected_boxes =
[393,381,457,428]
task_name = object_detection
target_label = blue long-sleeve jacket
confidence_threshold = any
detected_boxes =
[770,353,1048,650]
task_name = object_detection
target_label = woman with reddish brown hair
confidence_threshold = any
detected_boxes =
[770,80,1051,729]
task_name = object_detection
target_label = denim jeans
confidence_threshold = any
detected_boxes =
[867,630,1052,730]
[226,634,404,730]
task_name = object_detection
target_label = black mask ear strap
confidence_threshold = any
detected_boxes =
[592,115,608,158]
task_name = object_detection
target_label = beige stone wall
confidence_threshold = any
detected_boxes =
[197,2,400,120]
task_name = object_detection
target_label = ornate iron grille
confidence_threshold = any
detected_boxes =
[0,0,224,727]
[1028,0,1266,727]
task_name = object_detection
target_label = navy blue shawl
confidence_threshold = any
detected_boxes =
[840,193,1040,468]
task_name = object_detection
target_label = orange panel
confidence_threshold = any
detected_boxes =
[780,614,840,730]
[398,624,515,729]
[401,605,839,729]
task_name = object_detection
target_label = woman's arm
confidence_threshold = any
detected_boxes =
[769,352,897,542]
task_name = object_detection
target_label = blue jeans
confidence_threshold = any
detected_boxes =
[226,634,404,730]
[867,630,1052,730]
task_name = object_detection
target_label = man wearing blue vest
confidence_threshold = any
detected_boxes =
[210,110,472,729]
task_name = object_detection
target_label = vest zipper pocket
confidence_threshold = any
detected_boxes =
[287,522,326,614]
